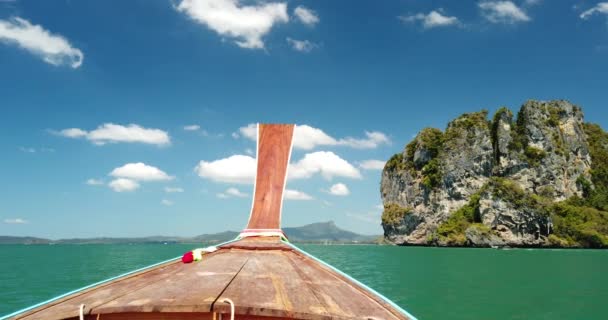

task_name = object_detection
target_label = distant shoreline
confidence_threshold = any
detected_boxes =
[0,221,382,245]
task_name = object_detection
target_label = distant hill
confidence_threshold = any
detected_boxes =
[1,222,378,245]
[192,231,240,243]
[0,236,50,245]
[55,236,188,245]
[284,221,376,243]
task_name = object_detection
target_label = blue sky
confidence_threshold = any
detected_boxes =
[1,0,607,238]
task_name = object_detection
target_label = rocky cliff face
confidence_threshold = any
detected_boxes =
[381,100,607,247]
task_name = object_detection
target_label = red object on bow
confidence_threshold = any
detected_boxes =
[181,251,194,263]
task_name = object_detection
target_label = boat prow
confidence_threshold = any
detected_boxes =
[3,124,417,320]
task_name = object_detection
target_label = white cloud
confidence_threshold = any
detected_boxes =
[399,10,460,29]
[284,189,313,200]
[286,37,316,52]
[165,187,184,193]
[0,17,83,68]
[580,3,608,19]
[216,187,248,199]
[375,204,384,210]
[226,187,248,198]
[238,124,390,150]
[339,131,390,149]
[479,1,531,24]
[59,128,87,138]
[4,218,28,224]
[57,123,170,146]
[294,6,319,26]
[359,159,386,170]
[108,178,140,192]
[327,183,350,196]
[523,0,542,6]
[86,178,104,186]
[110,163,173,181]
[161,199,174,206]
[176,0,289,49]
[292,125,338,149]
[195,151,360,184]
[19,147,54,153]
[245,148,254,155]
[231,132,240,139]
[238,123,257,140]
[18,147,36,153]
[289,151,362,180]
[216,188,249,199]
[183,124,200,131]
[195,154,256,184]
[84,124,170,146]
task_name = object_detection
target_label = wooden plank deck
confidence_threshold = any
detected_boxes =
[10,238,411,320]
[91,251,248,314]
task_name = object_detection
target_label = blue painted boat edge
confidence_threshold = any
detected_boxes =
[0,238,241,320]
[284,241,419,320]
[0,255,179,320]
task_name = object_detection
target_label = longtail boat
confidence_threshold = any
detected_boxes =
[3,124,417,320]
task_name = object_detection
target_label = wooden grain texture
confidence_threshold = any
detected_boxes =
[285,251,407,320]
[13,260,180,320]
[74,312,214,320]
[221,237,292,251]
[90,251,248,315]
[9,239,411,320]
[246,124,294,230]
[212,242,409,320]
[73,313,311,320]
[214,250,330,320]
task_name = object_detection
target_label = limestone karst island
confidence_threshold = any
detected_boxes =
[381,100,608,248]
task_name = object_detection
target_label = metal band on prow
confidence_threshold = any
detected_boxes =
[244,124,295,231]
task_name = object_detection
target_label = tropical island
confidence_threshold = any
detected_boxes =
[381,100,608,248]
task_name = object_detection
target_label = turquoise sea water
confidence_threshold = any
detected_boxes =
[0,244,606,319]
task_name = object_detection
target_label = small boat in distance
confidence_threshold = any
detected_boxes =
[3,124,417,320]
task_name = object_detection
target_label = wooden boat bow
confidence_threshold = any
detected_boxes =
[5,124,415,320]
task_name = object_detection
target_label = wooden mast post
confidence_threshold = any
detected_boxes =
[243,124,295,233]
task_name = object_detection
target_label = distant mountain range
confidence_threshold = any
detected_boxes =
[0,221,379,245]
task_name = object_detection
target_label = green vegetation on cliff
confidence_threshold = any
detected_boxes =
[507,107,528,152]
[421,158,442,189]
[487,177,551,215]
[435,192,482,246]
[543,122,608,247]
[551,203,608,248]
[383,101,608,248]
[583,123,608,211]
[434,177,551,246]
[385,127,445,189]
[491,107,512,161]
[417,128,445,189]
[524,146,547,167]
[449,110,490,131]
[384,153,407,172]
[417,127,444,158]
[445,110,490,144]
[436,174,608,247]
[382,203,412,226]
